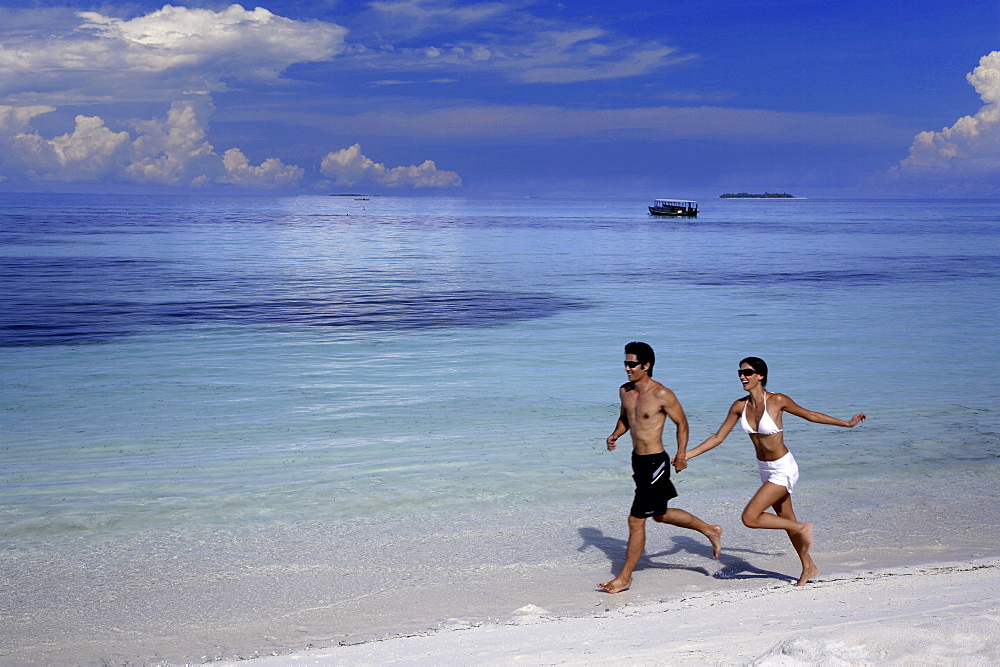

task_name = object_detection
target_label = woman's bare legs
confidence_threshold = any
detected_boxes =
[741,481,817,586]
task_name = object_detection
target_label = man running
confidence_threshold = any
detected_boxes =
[599,341,722,593]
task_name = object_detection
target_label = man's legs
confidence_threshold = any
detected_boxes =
[597,514,647,593]
[657,509,723,559]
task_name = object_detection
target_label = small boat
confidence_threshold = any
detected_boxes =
[648,198,698,217]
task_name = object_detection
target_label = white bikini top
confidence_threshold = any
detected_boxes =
[741,393,783,435]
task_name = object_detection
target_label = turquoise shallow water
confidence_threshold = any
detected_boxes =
[2,194,999,662]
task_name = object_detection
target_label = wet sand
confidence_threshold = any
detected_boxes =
[242,559,1000,665]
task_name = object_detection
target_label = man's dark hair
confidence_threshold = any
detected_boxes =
[625,341,655,376]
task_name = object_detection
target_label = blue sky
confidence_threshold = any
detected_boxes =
[0,0,997,197]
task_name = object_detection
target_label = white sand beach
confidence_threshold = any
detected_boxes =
[244,559,1000,665]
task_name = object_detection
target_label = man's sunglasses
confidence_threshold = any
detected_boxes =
[737,368,759,377]
[624,360,644,368]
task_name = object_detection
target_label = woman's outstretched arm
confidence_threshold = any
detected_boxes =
[684,401,742,461]
[778,394,866,427]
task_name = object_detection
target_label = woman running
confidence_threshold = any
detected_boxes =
[683,357,865,585]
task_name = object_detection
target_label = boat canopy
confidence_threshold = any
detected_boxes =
[652,199,697,208]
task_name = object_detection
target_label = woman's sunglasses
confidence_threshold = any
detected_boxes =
[737,369,759,377]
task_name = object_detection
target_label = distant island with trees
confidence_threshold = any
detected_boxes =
[719,192,797,198]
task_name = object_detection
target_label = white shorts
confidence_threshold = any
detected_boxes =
[758,451,799,494]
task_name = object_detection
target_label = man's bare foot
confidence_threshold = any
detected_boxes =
[597,577,631,593]
[794,562,819,586]
[706,525,723,559]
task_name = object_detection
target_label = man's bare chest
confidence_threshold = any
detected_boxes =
[624,395,662,422]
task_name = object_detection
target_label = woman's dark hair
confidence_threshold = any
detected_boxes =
[740,356,768,386]
[625,341,655,376]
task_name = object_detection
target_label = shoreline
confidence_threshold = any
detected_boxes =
[5,475,1000,665]
[240,557,1000,665]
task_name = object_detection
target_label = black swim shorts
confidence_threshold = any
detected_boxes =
[630,451,678,518]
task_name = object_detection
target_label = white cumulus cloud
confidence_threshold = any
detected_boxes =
[893,51,1000,192]
[220,148,304,188]
[126,101,221,186]
[0,105,55,137]
[13,114,131,181]
[0,100,305,189]
[320,144,461,188]
[0,4,348,103]
[76,5,346,76]
[0,5,462,191]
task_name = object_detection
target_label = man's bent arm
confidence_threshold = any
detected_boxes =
[674,419,689,470]
[664,392,689,471]
[607,406,629,451]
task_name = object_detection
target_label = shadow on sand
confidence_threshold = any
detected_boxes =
[578,527,796,585]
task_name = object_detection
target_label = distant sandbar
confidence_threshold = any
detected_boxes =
[720,192,797,198]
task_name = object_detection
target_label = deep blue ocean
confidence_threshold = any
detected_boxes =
[2,193,999,663]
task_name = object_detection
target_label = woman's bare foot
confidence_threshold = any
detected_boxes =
[706,525,723,559]
[597,576,631,593]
